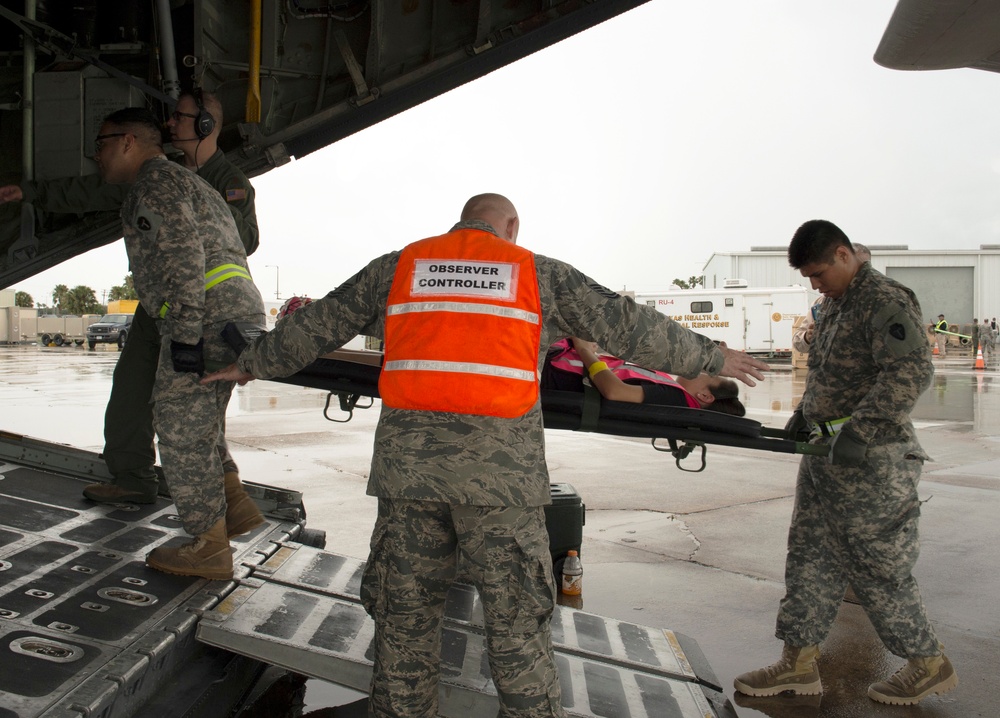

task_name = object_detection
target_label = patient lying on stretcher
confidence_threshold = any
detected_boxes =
[541,338,746,417]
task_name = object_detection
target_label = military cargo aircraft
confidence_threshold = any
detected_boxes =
[874,0,1000,74]
[0,0,991,716]
[0,0,652,289]
[0,3,747,718]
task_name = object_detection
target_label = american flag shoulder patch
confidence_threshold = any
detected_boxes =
[226,188,247,202]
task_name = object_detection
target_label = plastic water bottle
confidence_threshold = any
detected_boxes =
[561,550,583,596]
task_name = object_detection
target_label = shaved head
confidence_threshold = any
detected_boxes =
[461,193,520,242]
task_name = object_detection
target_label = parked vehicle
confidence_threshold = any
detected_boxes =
[633,283,819,356]
[37,314,101,346]
[86,313,134,350]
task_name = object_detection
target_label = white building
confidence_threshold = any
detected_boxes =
[703,245,1000,329]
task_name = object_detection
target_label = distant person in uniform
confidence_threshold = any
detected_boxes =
[792,243,870,353]
[202,193,768,718]
[0,90,264,538]
[932,313,948,357]
[970,318,981,368]
[94,107,265,580]
[982,318,997,365]
[735,219,956,706]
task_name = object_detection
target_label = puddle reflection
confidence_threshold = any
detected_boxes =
[738,367,999,434]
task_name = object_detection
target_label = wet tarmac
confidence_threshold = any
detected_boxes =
[2,344,998,717]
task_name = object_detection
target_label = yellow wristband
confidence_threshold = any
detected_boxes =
[587,361,609,378]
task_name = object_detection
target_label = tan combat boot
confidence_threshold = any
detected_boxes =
[734,644,822,696]
[146,518,233,580]
[224,472,265,538]
[868,653,958,705]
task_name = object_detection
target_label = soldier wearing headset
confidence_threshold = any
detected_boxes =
[0,90,261,534]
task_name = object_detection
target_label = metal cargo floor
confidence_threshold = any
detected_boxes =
[197,542,734,718]
[0,431,307,718]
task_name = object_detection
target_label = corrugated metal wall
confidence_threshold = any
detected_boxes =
[703,250,1000,322]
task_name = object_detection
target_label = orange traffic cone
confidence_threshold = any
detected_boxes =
[932,343,939,356]
[975,347,985,370]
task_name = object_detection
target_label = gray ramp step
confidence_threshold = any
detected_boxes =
[197,542,733,717]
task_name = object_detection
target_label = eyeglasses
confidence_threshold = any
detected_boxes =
[171,110,199,121]
[94,133,127,153]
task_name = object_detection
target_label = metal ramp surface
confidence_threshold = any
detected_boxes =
[197,542,735,718]
[0,431,309,718]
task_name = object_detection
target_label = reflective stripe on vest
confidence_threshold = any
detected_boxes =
[547,339,701,408]
[380,229,542,418]
[158,263,253,318]
[387,300,539,324]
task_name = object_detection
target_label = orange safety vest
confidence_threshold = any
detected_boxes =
[380,228,543,418]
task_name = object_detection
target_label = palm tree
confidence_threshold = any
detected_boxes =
[51,284,70,314]
[108,274,138,301]
[65,285,102,315]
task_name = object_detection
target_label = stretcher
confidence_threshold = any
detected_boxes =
[220,323,828,471]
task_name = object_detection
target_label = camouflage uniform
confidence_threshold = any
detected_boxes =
[17,150,258,495]
[982,322,996,364]
[237,219,725,717]
[932,317,948,356]
[778,262,939,658]
[122,157,263,535]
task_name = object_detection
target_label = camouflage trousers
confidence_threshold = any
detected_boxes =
[151,330,238,536]
[776,443,940,658]
[360,498,565,718]
[104,304,239,495]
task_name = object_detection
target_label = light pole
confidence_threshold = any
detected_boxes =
[266,265,280,300]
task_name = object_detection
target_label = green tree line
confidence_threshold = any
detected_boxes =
[671,275,706,289]
[13,274,137,314]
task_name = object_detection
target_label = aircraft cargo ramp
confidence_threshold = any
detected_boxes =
[197,541,734,718]
[0,430,734,718]
[0,431,312,718]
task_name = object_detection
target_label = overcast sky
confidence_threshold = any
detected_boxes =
[12,0,1000,306]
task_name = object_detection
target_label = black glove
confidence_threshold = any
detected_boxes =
[170,338,205,375]
[829,425,868,467]
[784,408,809,441]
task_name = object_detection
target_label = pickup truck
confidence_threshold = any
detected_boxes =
[86,313,133,350]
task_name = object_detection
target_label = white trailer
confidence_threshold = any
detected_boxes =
[36,314,102,346]
[633,283,819,355]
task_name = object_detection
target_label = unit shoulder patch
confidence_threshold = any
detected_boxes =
[133,203,163,238]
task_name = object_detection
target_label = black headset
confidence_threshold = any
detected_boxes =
[193,88,216,139]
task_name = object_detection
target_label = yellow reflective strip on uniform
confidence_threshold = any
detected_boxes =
[810,415,851,438]
[386,301,539,325]
[205,263,248,280]
[204,268,252,291]
[158,266,250,319]
[384,359,536,382]
[824,417,850,435]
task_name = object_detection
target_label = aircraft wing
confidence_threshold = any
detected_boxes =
[874,0,1000,73]
[0,0,650,290]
